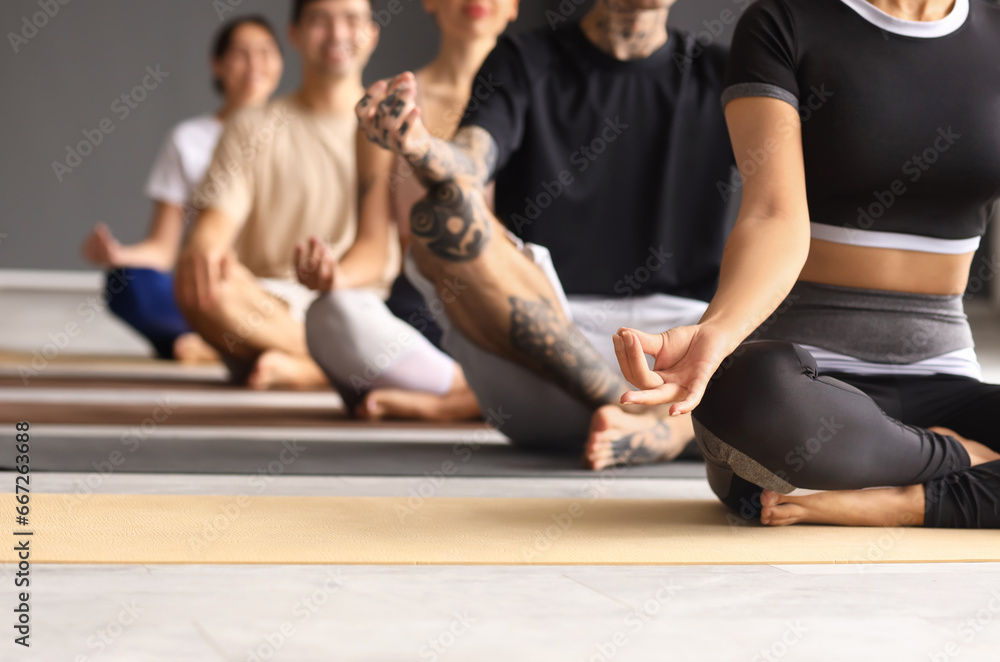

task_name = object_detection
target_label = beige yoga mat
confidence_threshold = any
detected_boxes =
[4,493,998,565]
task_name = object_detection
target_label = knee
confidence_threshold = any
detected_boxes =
[694,340,815,445]
[304,289,388,358]
[304,291,352,354]
[106,267,168,308]
[171,262,204,320]
[304,292,335,339]
[706,464,765,523]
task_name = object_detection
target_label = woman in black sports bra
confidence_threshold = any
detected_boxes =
[613,0,1000,528]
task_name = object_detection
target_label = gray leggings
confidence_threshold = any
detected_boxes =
[694,341,1000,528]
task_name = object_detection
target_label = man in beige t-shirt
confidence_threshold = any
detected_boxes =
[177,0,394,388]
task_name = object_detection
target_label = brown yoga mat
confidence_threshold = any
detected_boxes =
[4,493,998,565]
[0,351,229,384]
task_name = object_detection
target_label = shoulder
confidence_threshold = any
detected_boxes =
[972,0,1000,20]
[726,0,822,61]
[168,114,222,149]
[225,97,298,136]
[670,29,728,83]
[736,0,847,33]
[738,0,804,22]
[486,25,561,77]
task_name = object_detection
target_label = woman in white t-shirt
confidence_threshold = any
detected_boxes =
[81,15,283,361]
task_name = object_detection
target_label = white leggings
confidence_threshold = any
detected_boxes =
[304,289,457,409]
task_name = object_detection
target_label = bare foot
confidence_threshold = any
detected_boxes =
[356,386,481,422]
[760,486,925,527]
[929,427,1000,466]
[246,350,328,390]
[172,333,220,363]
[583,405,687,470]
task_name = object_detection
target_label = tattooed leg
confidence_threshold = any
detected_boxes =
[407,171,693,466]
[508,296,625,408]
[506,297,694,468]
[409,182,625,409]
[584,406,692,470]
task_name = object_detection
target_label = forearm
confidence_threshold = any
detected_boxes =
[184,208,238,254]
[112,239,176,271]
[336,240,389,290]
[699,214,810,353]
[406,131,492,190]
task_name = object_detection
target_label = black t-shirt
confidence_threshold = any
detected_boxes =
[724,0,1000,242]
[460,23,734,301]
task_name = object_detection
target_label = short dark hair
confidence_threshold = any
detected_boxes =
[211,15,281,95]
[292,0,371,24]
[291,0,322,23]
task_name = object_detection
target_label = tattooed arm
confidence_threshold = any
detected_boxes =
[408,125,498,191]
[356,72,498,190]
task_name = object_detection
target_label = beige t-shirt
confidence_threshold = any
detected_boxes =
[195,96,395,291]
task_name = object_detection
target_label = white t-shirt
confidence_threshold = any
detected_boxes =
[144,114,223,206]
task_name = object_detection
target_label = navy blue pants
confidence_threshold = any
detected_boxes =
[105,268,191,360]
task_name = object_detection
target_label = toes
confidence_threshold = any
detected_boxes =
[356,393,385,420]
[584,452,612,471]
[588,406,617,434]
[583,436,613,470]
[760,490,781,509]
[763,503,803,527]
[760,490,783,526]
[761,492,806,526]
[354,396,373,420]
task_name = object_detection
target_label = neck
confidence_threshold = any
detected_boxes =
[295,70,364,115]
[865,0,957,21]
[423,32,497,88]
[216,101,243,122]
[581,0,670,60]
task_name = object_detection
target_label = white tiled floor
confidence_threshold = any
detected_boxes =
[4,562,999,661]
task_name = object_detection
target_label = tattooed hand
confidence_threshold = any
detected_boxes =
[356,72,432,162]
[357,73,498,190]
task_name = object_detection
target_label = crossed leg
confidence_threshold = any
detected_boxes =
[407,178,692,468]
[176,258,326,389]
[695,341,1000,528]
[761,427,1000,527]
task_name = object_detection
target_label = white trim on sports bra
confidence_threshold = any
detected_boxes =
[810,223,981,255]
[801,344,983,380]
[839,0,970,38]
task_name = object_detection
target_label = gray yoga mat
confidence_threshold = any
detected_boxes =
[0,426,706,479]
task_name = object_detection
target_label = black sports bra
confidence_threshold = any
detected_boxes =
[724,0,1000,254]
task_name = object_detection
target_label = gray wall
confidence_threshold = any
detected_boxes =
[0,0,742,270]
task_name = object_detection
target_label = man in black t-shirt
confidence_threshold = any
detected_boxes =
[356,0,734,468]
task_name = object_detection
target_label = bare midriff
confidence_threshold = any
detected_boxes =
[798,238,975,295]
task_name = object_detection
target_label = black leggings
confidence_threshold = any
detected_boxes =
[693,341,1000,528]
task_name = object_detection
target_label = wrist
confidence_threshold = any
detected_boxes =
[332,261,363,291]
[406,125,436,164]
[697,315,749,356]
